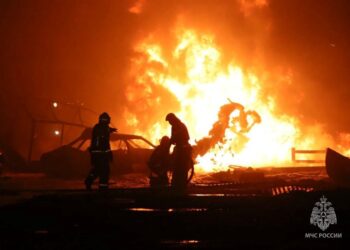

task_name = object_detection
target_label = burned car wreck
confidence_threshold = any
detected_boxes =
[40,128,156,179]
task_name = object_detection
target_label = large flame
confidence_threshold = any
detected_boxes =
[124,26,348,173]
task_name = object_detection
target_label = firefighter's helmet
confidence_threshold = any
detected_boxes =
[99,112,111,124]
[160,136,170,146]
[165,113,176,122]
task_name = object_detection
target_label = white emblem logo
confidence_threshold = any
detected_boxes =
[310,196,337,231]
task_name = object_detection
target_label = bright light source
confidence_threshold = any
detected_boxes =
[54,130,60,136]
[52,101,58,108]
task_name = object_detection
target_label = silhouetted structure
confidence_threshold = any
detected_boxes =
[165,113,192,190]
[326,148,350,187]
[148,136,171,187]
[85,112,117,190]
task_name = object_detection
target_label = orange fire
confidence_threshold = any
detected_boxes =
[124,26,348,173]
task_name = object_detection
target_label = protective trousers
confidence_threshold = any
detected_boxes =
[171,145,191,190]
[85,153,110,190]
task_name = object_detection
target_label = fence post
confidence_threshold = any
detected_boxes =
[291,147,296,162]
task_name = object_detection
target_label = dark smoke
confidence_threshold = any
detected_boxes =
[265,0,350,133]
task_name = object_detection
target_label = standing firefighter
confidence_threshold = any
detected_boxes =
[85,112,117,190]
[165,113,192,190]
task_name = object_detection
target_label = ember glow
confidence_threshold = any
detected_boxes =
[124,25,347,173]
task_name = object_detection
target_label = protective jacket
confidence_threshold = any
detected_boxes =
[170,120,190,146]
[90,123,112,153]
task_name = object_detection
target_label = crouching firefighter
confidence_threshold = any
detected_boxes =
[85,112,117,190]
[148,136,171,187]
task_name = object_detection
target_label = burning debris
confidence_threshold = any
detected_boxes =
[193,99,261,159]
[326,148,350,187]
[125,27,346,172]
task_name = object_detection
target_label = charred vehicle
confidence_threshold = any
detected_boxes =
[40,128,156,179]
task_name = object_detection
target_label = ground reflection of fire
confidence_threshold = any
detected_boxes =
[124,27,349,173]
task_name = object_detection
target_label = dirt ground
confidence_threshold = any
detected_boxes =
[0,167,349,249]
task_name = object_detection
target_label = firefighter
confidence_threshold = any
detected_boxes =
[165,113,192,190]
[148,136,171,187]
[84,112,117,190]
